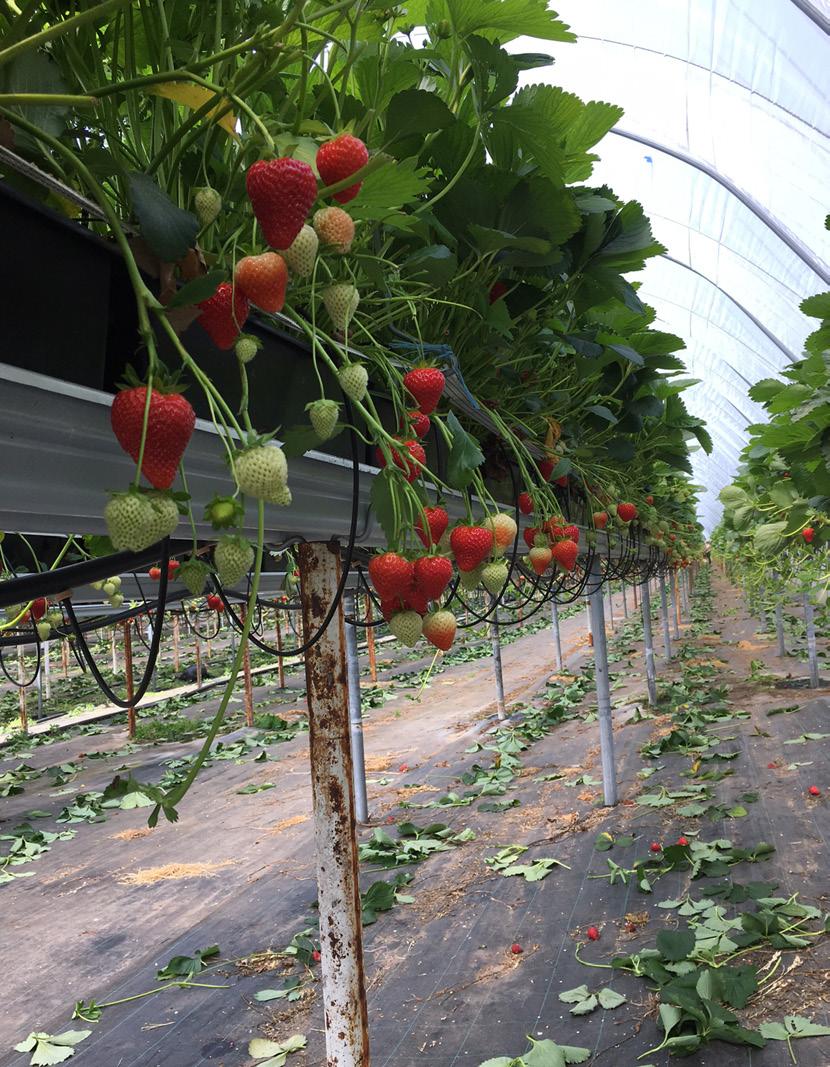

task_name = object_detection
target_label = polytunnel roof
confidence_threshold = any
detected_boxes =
[512,0,830,533]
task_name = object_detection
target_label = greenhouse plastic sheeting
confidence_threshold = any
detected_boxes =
[512,0,830,532]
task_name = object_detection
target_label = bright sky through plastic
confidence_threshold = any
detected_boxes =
[510,0,830,532]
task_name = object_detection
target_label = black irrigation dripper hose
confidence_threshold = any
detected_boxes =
[0,624,42,687]
[61,539,171,709]
[181,605,222,641]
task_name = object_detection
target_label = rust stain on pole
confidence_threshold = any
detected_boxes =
[364,595,377,683]
[123,620,135,739]
[298,540,370,1067]
[241,605,254,727]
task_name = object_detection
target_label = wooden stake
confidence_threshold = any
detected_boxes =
[364,595,377,683]
[61,639,69,679]
[123,621,135,739]
[111,628,118,674]
[172,614,180,672]
[195,634,202,689]
[241,606,254,727]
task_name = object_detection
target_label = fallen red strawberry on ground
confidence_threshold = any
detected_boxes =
[676,836,689,846]
[510,943,523,955]
[649,841,662,853]
[808,785,821,796]
[587,926,600,941]
[312,949,321,962]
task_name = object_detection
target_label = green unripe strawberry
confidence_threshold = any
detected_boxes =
[109,592,124,608]
[280,224,318,277]
[233,444,288,502]
[145,492,180,544]
[178,557,211,596]
[102,581,116,597]
[322,284,359,331]
[194,186,222,227]
[105,489,178,552]
[36,621,51,641]
[459,565,484,592]
[205,495,244,529]
[235,334,261,364]
[481,560,508,595]
[338,362,368,404]
[307,398,340,441]
[109,575,121,589]
[214,535,254,587]
[271,483,292,507]
[389,610,422,647]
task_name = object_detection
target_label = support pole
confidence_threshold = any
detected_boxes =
[488,593,506,719]
[61,638,69,679]
[758,585,767,632]
[585,597,593,646]
[551,599,563,672]
[804,592,820,689]
[241,606,254,727]
[633,581,639,610]
[35,658,42,719]
[17,646,28,734]
[43,640,50,701]
[364,595,377,683]
[194,633,202,689]
[172,614,180,672]
[659,573,673,662]
[123,621,135,739]
[111,628,118,675]
[773,574,786,657]
[671,570,681,638]
[641,580,658,706]
[588,560,617,806]
[297,542,370,1067]
[622,581,628,619]
[275,611,286,688]
[607,581,615,630]
[344,593,369,824]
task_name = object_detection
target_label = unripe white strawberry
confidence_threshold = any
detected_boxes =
[481,560,508,595]
[233,444,288,503]
[280,224,318,277]
[307,398,340,440]
[459,565,484,591]
[322,284,359,331]
[109,592,124,608]
[338,362,368,404]
[105,490,176,552]
[235,334,261,364]
[36,621,51,641]
[194,186,221,227]
[214,535,254,587]
[389,610,423,647]
[179,557,211,596]
[313,206,355,252]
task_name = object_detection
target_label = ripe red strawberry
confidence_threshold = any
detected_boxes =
[593,511,608,530]
[167,559,180,580]
[523,526,540,549]
[518,492,533,515]
[198,282,249,349]
[767,762,778,769]
[676,836,689,846]
[529,545,552,575]
[403,367,445,415]
[586,926,600,941]
[544,518,564,541]
[537,457,555,481]
[312,949,321,963]
[649,841,662,853]
[316,133,369,203]
[246,157,317,248]
[563,524,579,544]
[403,586,430,616]
[407,410,431,438]
[30,597,47,621]
[808,785,821,796]
[368,553,414,599]
[510,943,523,955]
[423,609,457,651]
[624,921,637,933]
[111,380,196,490]
[415,506,449,549]
[413,555,453,601]
[148,566,162,580]
[206,593,224,612]
[552,539,578,572]
[555,474,568,487]
[375,439,425,482]
[489,281,508,304]
[451,525,493,571]
[803,527,815,543]
[646,495,654,505]
[234,252,288,313]
[616,502,638,523]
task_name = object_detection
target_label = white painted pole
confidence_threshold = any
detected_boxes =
[589,559,617,807]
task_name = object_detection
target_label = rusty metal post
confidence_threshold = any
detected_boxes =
[111,627,118,674]
[194,633,202,689]
[241,606,254,727]
[172,614,180,672]
[364,595,377,683]
[123,621,135,739]
[622,581,628,619]
[297,542,369,1067]
[17,646,28,733]
[344,593,369,824]
[275,610,286,688]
